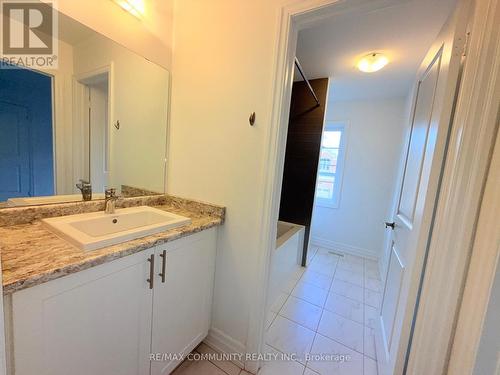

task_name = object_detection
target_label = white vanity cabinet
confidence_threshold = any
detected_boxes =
[8,228,217,375]
[151,230,217,375]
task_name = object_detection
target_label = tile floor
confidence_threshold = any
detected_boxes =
[263,247,382,375]
[172,342,250,375]
[172,247,382,375]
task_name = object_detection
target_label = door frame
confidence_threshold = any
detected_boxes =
[73,64,114,191]
[246,0,499,374]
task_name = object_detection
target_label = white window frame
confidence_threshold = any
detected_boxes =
[315,121,348,209]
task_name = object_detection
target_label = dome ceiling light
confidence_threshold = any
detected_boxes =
[357,53,389,73]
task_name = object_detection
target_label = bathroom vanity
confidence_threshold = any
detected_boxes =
[0,195,225,375]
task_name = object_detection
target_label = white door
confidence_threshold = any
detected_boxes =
[151,229,217,375]
[11,250,153,375]
[375,2,469,374]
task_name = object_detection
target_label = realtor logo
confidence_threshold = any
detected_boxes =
[1,0,58,68]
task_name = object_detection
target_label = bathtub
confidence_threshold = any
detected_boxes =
[267,221,305,315]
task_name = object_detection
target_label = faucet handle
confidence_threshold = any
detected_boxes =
[76,179,91,191]
[76,180,92,201]
[79,179,91,186]
[105,188,118,199]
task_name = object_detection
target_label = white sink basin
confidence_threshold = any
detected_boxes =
[42,206,191,250]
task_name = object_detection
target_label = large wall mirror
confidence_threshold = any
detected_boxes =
[0,8,169,207]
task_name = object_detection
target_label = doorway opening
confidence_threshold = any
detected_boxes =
[262,0,463,374]
[74,69,111,194]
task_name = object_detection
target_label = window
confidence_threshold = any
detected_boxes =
[315,122,346,208]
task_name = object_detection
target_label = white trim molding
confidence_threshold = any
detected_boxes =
[311,236,379,260]
[448,122,500,375]
[204,328,246,369]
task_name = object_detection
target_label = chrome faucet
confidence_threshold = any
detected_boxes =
[76,179,92,201]
[104,188,118,214]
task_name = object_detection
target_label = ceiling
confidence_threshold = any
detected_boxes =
[58,12,96,46]
[295,0,458,101]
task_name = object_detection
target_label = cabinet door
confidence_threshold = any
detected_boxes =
[151,229,217,375]
[11,250,154,375]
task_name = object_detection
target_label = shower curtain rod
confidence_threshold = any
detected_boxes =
[294,57,320,106]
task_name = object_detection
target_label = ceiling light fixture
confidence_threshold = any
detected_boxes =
[112,0,145,19]
[357,53,389,73]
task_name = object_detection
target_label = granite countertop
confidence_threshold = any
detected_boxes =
[0,196,225,294]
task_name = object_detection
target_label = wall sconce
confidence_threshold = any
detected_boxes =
[112,0,145,19]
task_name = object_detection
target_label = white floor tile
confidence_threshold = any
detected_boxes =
[365,305,379,329]
[343,254,365,265]
[337,259,364,273]
[291,267,307,280]
[280,296,323,331]
[307,248,319,263]
[270,293,289,313]
[331,279,364,303]
[301,270,333,290]
[266,311,277,331]
[266,316,315,363]
[365,277,382,293]
[365,268,381,280]
[261,254,382,375]
[364,356,378,375]
[282,277,299,294]
[307,333,364,375]
[258,359,304,375]
[258,345,305,375]
[304,368,320,375]
[316,247,335,255]
[317,310,364,353]
[334,268,364,287]
[312,253,339,267]
[364,260,380,280]
[324,293,364,324]
[171,357,227,375]
[308,261,336,277]
[195,343,241,375]
[292,281,329,307]
[364,327,376,360]
[364,289,382,309]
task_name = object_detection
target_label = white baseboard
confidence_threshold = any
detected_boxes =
[311,237,379,260]
[204,328,246,369]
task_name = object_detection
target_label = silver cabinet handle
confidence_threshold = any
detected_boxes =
[159,250,166,283]
[147,254,155,289]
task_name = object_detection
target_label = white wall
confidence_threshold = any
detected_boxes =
[311,97,407,259]
[47,0,173,69]
[41,39,75,195]
[73,34,169,194]
[168,0,291,353]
